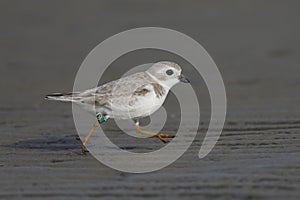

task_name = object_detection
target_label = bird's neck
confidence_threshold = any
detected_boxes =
[145,71,174,90]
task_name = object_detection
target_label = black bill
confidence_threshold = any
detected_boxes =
[178,74,190,83]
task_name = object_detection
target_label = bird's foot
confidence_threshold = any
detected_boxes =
[154,133,175,143]
[81,143,89,154]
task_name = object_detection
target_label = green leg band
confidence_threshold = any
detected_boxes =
[96,113,107,123]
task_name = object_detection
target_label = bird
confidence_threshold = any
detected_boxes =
[45,61,190,153]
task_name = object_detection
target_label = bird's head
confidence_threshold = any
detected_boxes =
[146,61,190,89]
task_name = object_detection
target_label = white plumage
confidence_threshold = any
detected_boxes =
[46,61,189,120]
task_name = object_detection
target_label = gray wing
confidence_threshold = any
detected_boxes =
[74,72,155,108]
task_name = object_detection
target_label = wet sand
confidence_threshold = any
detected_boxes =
[0,1,300,199]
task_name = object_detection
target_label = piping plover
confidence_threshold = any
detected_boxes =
[46,61,190,153]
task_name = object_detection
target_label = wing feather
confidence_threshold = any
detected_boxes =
[74,72,157,108]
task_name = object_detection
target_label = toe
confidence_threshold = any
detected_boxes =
[159,133,174,138]
[81,145,89,154]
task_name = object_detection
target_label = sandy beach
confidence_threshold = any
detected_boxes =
[0,1,299,199]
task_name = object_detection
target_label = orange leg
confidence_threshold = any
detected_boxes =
[81,121,100,153]
[135,122,174,143]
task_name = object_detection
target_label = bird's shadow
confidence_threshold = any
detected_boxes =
[7,135,81,151]
[7,134,163,152]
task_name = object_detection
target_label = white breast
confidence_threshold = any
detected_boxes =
[108,85,168,119]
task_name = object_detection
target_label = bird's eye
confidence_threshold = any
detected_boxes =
[166,69,174,76]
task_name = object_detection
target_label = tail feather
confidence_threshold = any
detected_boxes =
[45,92,79,102]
